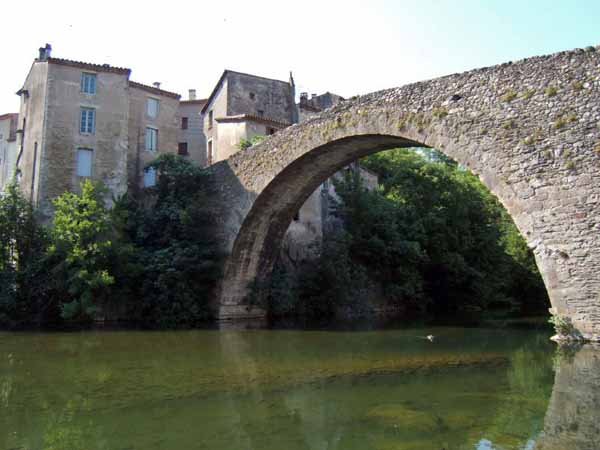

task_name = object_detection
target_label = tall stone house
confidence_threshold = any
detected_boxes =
[13,45,181,217]
[7,44,375,264]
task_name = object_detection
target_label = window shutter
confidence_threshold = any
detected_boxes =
[76,149,93,177]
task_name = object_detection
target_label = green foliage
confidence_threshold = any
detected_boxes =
[501,90,517,102]
[545,86,558,97]
[572,81,584,91]
[51,180,114,322]
[364,149,548,315]
[521,89,535,100]
[267,148,548,319]
[0,183,57,328]
[0,156,222,329]
[115,155,223,327]
[548,315,575,337]
[432,107,448,119]
[238,134,267,150]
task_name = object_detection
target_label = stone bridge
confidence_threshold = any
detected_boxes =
[210,45,600,340]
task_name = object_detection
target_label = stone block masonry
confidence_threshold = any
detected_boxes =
[211,45,600,340]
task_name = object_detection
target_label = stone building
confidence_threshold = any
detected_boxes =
[201,70,296,164]
[128,81,181,193]
[10,45,376,265]
[178,89,208,167]
[0,113,18,192]
[14,44,181,217]
[298,91,345,122]
[199,70,375,266]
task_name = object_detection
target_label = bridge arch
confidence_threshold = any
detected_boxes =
[212,46,600,340]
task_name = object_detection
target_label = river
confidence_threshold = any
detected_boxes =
[1,322,598,449]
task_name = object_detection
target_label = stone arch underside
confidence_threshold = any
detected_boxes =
[212,46,600,340]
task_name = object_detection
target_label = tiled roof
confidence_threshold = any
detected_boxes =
[180,99,208,105]
[45,57,131,75]
[215,114,290,127]
[129,81,181,99]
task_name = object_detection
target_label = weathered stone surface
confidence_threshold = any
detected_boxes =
[212,46,600,339]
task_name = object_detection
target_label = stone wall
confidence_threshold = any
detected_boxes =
[128,84,180,191]
[178,100,207,167]
[16,61,48,208]
[204,80,228,163]
[213,45,600,339]
[0,114,18,191]
[226,71,294,122]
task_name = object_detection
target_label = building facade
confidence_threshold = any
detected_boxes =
[0,113,18,192]
[10,44,375,266]
[14,45,182,217]
[201,70,295,163]
[178,89,208,167]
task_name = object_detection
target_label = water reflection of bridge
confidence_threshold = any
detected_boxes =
[219,329,600,449]
[536,344,600,450]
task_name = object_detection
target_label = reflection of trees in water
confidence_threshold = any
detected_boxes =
[2,332,600,450]
[43,395,107,450]
[472,338,554,448]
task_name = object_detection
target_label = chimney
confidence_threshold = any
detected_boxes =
[153,82,161,89]
[188,89,196,100]
[300,92,308,105]
[38,43,52,61]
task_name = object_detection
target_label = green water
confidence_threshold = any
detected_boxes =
[0,325,563,449]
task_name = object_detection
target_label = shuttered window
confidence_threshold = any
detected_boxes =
[145,127,158,152]
[147,98,159,118]
[76,148,93,177]
[144,167,156,187]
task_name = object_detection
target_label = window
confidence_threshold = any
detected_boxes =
[267,127,276,135]
[178,142,188,156]
[144,167,156,187]
[207,139,213,165]
[81,73,97,94]
[249,92,255,100]
[181,117,188,130]
[76,148,93,177]
[147,98,159,118]
[145,127,158,152]
[208,110,214,129]
[80,108,95,134]
[31,142,38,202]
[257,109,264,117]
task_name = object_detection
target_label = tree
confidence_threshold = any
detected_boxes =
[0,183,55,328]
[51,180,114,322]
[117,155,223,327]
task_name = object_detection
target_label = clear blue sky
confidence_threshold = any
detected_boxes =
[1,0,598,112]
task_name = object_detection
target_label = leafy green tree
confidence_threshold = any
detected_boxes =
[238,135,267,150]
[363,148,548,314]
[117,155,223,327]
[0,183,55,328]
[50,180,114,322]
[267,148,548,320]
